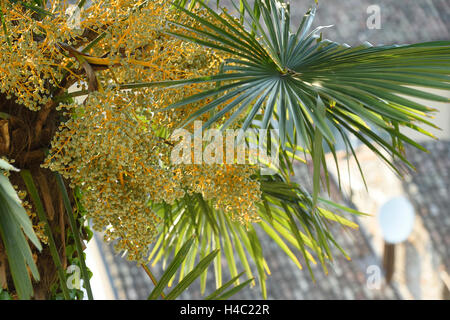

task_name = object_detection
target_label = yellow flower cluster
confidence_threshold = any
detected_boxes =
[0,1,73,110]
[180,164,261,224]
[31,1,262,261]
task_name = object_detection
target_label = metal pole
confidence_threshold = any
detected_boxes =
[383,242,395,284]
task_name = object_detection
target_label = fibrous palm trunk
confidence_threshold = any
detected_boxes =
[0,93,74,299]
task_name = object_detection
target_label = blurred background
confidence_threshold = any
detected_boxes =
[84,0,450,300]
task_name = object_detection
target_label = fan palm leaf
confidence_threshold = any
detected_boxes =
[160,0,449,180]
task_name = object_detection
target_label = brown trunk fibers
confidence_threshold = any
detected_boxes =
[0,93,74,299]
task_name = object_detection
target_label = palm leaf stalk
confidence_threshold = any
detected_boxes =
[20,170,71,300]
[55,173,93,300]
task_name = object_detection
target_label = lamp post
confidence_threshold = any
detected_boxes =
[378,196,415,284]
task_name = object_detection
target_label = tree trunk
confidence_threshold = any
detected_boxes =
[0,93,74,299]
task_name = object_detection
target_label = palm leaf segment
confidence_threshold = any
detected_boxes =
[165,0,450,175]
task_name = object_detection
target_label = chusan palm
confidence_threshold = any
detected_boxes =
[164,0,449,176]
[1,0,449,300]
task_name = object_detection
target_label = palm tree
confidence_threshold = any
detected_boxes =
[0,0,448,299]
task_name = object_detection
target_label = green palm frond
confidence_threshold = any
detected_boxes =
[147,172,363,299]
[145,236,252,300]
[0,160,42,300]
[162,0,449,178]
[55,173,94,300]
